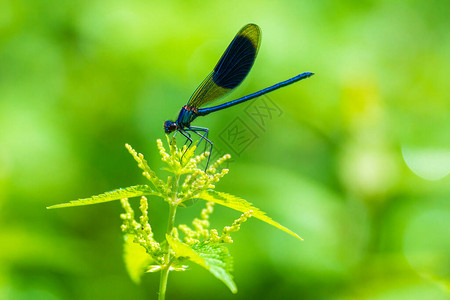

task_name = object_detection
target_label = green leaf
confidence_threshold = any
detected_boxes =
[194,191,303,240]
[47,185,158,209]
[166,235,237,293]
[123,234,153,284]
[191,243,235,290]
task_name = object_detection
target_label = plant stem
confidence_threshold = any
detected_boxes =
[158,174,179,300]
[158,260,170,300]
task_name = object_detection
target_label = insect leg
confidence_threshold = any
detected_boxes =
[187,127,213,171]
[178,130,193,162]
[189,126,210,149]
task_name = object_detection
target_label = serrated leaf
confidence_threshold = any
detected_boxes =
[47,185,158,209]
[166,235,237,293]
[194,191,302,240]
[123,234,153,284]
[191,243,235,287]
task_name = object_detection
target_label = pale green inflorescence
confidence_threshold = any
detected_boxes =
[48,136,300,294]
[178,203,253,245]
[120,196,162,263]
[119,137,252,273]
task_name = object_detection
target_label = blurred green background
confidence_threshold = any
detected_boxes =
[1,0,449,299]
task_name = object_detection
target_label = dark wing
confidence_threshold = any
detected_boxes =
[187,23,261,108]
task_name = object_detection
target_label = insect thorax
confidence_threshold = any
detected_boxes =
[176,106,198,128]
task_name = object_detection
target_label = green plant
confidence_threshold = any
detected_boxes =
[47,137,302,299]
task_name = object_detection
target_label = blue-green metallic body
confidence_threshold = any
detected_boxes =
[163,23,314,170]
[175,106,198,129]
